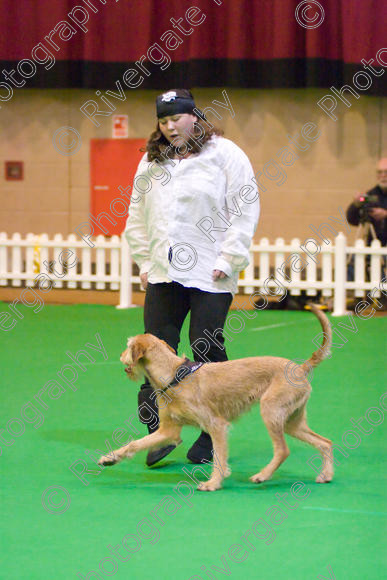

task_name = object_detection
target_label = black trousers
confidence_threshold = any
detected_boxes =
[140,281,233,391]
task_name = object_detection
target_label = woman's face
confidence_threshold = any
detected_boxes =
[158,113,197,147]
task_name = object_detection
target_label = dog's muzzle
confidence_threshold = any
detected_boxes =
[124,364,134,376]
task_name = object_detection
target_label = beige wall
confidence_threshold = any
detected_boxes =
[0,88,386,244]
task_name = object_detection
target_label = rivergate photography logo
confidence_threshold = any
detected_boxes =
[41,485,71,515]
[52,126,82,156]
[295,1,325,29]
[169,243,198,272]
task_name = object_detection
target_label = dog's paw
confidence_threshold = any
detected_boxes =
[197,480,221,492]
[249,472,267,484]
[315,473,333,483]
[224,466,232,478]
[98,454,119,467]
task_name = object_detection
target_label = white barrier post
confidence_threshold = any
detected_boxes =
[332,232,347,316]
[117,234,133,309]
[11,232,22,287]
[96,234,106,290]
[244,250,255,294]
[0,232,7,286]
[369,239,382,296]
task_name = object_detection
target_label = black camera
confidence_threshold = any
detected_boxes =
[354,193,379,223]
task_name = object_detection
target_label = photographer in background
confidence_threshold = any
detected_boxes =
[346,157,387,246]
[346,158,387,308]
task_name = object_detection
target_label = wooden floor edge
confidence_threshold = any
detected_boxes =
[1,287,385,315]
[0,288,265,309]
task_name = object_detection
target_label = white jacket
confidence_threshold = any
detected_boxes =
[124,136,260,295]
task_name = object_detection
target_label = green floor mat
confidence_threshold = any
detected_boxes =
[0,303,386,579]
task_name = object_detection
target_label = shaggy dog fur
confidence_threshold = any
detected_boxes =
[98,304,333,491]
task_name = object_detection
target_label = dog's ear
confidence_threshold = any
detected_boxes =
[131,337,148,364]
[159,339,176,354]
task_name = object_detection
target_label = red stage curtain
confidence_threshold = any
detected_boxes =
[0,0,385,94]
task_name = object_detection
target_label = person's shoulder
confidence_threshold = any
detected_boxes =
[135,152,152,173]
[212,136,239,151]
[367,185,383,196]
[212,136,251,168]
[139,151,150,165]
[211,136,247,157]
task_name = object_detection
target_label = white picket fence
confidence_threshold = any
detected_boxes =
[0,232,385,316]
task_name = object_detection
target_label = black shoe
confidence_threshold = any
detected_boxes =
[146,444,176,467]
[187,431,213,463]
[138,386,177,466]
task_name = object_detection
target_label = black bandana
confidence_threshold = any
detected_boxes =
[156,89,196,119]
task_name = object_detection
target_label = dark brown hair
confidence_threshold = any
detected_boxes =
[142,117,223,163]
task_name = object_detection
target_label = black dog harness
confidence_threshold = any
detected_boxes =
[161,357,203,392]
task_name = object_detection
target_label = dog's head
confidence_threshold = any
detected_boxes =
[120,334,175,381]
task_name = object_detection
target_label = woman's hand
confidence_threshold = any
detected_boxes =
[140,273,148,290]
[212,270,227,281]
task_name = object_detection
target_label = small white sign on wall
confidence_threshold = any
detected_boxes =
[112,115,129,138]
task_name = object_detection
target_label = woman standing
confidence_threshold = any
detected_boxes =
[125,89,260,466]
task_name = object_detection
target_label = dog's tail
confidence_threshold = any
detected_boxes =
[302,304,332,369]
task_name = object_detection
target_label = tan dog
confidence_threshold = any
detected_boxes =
[98,304,333,491]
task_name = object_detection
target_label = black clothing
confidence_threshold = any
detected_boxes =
[143,281,232,364]
[346,185,387,246]
[139,280,233,418]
